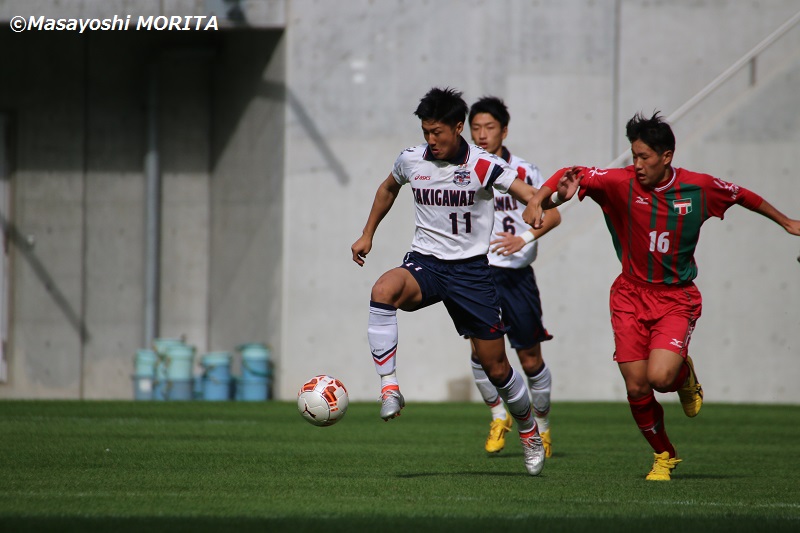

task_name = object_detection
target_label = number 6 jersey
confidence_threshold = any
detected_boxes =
[392,137,518,261]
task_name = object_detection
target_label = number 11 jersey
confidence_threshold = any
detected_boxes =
[392,137,518,261]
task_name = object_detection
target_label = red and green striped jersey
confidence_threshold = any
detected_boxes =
[544,166,763,285]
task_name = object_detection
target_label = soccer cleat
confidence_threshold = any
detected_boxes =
[520,430,545,476]
[646,451,682,481]
[540,428,552,458]
[379,388,405,421]
[677,355,703,417]
[484,412,513,453]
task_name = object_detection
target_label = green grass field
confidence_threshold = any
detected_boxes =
[1,400,798,532]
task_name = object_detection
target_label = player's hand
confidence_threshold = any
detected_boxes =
[557,166,583,201]
[522,200,544,229]
[351,235,373,267]
[784,218,800,237]
[490,232,527,256]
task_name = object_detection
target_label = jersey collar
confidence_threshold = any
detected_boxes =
[423,136,470,165]
[500,146,512,163]
[654,167,677,192]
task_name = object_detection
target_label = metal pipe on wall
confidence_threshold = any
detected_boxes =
[144,63,160,349]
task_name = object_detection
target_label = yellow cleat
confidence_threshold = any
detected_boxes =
[484,412,513,453]
[540,429,552,458]
[677,355,703,417]
[646,451,682,481]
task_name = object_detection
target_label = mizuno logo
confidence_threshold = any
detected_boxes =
[712,178,740,200]
[588,168,608,177]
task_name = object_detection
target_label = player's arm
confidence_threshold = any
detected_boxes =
[523,167,582,229]
[490,208,562,256]
[505,179,536,205]
[351,174,402,266]
[746,197,800,236]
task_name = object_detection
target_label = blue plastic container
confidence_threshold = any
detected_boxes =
[152,341,195,401]
[238,343,271,401]
[132,349,158,400]
[153,379,194,401]
[164,343,195,381]
[152,337,184,356]
[201,352,232,401]
[132,376,154,400]
[134,349,158,377]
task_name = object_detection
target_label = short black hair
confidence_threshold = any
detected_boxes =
[468,96,510,128]
[626,111,675,154]
[414,87,468,128]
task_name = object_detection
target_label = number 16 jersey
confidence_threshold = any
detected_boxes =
[544,165,764,285]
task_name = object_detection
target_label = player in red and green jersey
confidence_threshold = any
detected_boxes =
[521,111,800,480]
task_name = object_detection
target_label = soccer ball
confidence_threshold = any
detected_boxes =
[297,375,349,426]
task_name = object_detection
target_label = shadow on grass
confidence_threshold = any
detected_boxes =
[397,471,527,478]
[2,516,798,533]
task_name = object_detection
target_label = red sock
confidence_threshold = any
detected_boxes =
[628,391,676,457]
[668,361,690,392]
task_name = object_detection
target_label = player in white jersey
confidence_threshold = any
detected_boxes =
[351,87,546,476]
[468,96,561,458]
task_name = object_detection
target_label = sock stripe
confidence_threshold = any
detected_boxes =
[372,344,397,366]
[369,300,397,312]
[511,406,532,423]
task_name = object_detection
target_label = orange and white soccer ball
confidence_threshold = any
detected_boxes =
[297,375,349,426]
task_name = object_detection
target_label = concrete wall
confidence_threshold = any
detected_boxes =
[0,0,286,398]
[208,30,286,374]
[0,0,797,403]
[281,0,800,404]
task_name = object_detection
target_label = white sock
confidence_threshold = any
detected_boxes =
[380,372,399,391]
[528,363,552,433]
[495,368,537,435]
[369,301,398,377]
[471,359,507,419]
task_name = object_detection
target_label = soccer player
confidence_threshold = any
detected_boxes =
[350,87,545,476]
[523,111,800,480]
[467,96,561,458]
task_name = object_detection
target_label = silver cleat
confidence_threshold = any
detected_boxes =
[379,389,405,421]
[521,432,545,476]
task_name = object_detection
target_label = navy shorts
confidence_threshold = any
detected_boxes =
[399,251,506,340]
[490,265,552,350]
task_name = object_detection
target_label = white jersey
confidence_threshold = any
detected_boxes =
[488,148,545,269]
[392,138,518,260]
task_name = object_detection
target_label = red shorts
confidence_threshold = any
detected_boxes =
[609,274,702,363]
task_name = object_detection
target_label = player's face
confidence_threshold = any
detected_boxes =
[421,119,463,160]
[631,139,673,189]
[469,113,507,156]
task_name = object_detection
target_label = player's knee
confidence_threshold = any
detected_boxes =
[482,359,512,385]
[649,374,673,392]
[625,382,651,398]
[370,276,401,305]
[518,347,543,375]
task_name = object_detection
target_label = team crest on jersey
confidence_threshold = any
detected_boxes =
[672,198,692,215]
[453,166,471,187]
